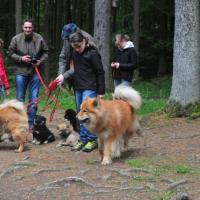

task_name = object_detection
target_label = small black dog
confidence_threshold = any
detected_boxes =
[32,115,55,145]
[64,109,79,132]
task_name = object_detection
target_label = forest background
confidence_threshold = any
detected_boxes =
[0,0,199,117]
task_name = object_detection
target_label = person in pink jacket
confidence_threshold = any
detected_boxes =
[0,38,9,98]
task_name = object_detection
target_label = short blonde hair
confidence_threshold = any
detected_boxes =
[115,34,130,42]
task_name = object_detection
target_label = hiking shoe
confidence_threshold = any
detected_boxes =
[71,141,86,151]
[82,140,98,152]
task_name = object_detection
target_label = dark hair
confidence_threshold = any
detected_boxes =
[69,31,84,44]
[22,19,34,26]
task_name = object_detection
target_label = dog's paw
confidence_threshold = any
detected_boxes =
[44,140,48,144]
[14,149,23,153]
[35,141,41,145]
[31,139,37,144]
[56,143,62,147]
[101,157,112,165]
[112,150,121,158]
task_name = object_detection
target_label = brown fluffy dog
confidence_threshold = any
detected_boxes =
[77,85,142,165]
[0,99,28,152]
[56,121,79,147]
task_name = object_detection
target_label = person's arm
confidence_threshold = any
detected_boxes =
[90,50,105,95]
[58,40,71,75]
[0,55,9,90]
[8,37,22,62]
[118,48,137,70]
[38,37,48,64]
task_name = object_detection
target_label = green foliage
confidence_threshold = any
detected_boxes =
[85,159,97,165]
[133,76,171,116]
[175,165,193,174]
[165,100,200,118]
[37,87,76,111]
[158,190,175,200]
[126,156,197,176]
[3,75,172,117]
[126,159,145,168]
[189,102,200,119]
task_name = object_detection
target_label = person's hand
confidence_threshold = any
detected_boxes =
[111,62,120,68]
[5,89,9,96]
[115,62,120,69]
[21,55,31,63]
[56,74,64,85]
[111,62,116,67]
[36,60,42,66]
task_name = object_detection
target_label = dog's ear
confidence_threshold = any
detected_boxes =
[85,96,91,101]
[93,97,101,108]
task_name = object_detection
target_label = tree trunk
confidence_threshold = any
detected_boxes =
[15,0,22,34]
[43,0,51,81]
[55,0,63,51]
[72,0,77,22]
[157,0,168,76]
[112,0,118,33]
[94,0,111,90]
[167,0,200,116]
[133,0,139,52]
[133,0,140,80]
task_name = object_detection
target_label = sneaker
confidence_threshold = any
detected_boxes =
[82,140,98,152]
[71,141,86,151]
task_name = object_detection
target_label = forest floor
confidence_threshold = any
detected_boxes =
[0,110,200,200]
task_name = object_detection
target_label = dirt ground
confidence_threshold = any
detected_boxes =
[0,110,200,200]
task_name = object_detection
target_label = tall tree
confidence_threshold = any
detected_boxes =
[15,0,22,34]
[133,0,139,52]
[157,0,171,76]
[167,0,200,116]
[94,0,111,89]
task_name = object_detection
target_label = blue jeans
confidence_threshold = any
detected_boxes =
[0,85,6,101]
[114,79,131,88]
[75,89,97,142]
[16,74,40,128]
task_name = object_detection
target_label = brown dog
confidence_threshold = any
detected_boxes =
[0,99,28,152]
[56,121,79,147]
[77,85,141,165]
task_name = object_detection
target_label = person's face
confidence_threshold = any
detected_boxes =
[115,37,125,49]
[71,39,86,53]
[22,22,33,36]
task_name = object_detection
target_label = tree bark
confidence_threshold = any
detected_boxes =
[157,0,168,76]
[133,0,139,52]
[94,0,111,90]
[167,0,200,116]
[15,0,22,34]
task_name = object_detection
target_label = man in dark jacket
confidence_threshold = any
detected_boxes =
[111,34,137,87]
[8,19,48,130]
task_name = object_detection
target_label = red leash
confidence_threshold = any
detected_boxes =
[34,64,49,94]
[27,64,60,122]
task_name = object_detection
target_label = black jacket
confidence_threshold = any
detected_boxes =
[72,46,105,95]
[112,45,137,81]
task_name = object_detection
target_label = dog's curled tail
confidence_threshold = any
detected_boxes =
[113,85,142,109]
[0,99,25,111]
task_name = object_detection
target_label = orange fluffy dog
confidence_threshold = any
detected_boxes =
[0,99,28,152]
[77,85,142,165]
